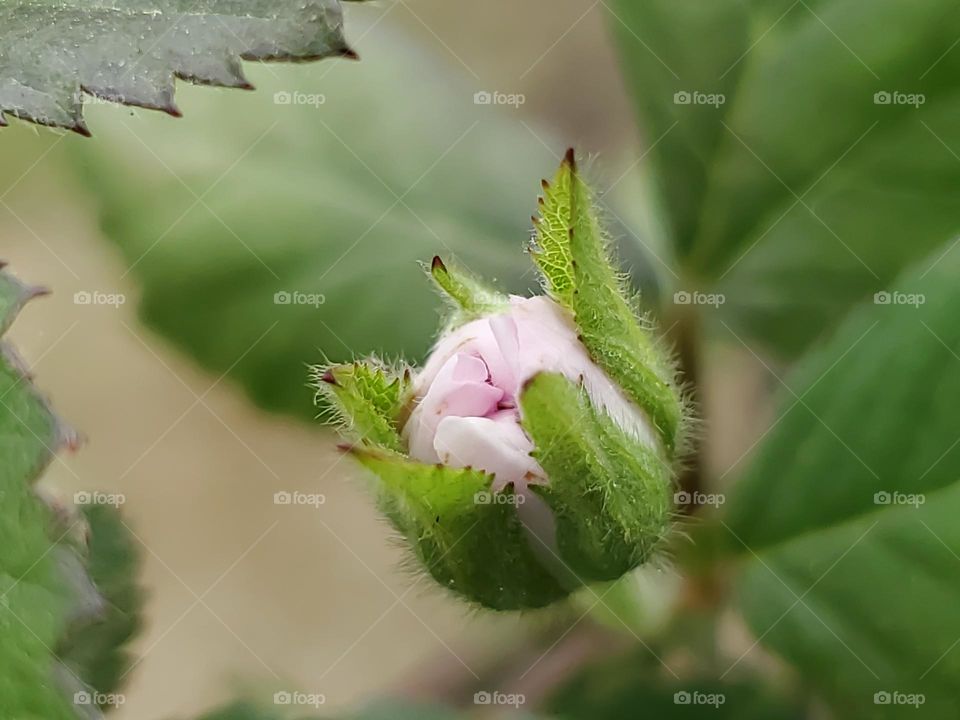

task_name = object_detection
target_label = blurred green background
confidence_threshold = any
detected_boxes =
[4,0,960,718]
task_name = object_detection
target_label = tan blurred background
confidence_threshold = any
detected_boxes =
[1,1,768,717]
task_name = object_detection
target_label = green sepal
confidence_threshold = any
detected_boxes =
[312,360,410,452]
[531,150,684,453]
[348,446,568,610]
[520,372,674,582]
[428,255,508,328]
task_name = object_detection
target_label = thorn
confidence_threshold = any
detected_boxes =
[320,369,338,385]
[24,285,51,300]
[531,215,540,225]
[163,103,183,119]
[71,121,92,138]
[563,147,576,169]
[541,179,551,191]
[431,255,446,274]
[339,46,361,61]
[0,261,8,270]
[336,442,355,453]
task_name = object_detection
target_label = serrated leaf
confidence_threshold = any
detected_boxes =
[532,152,684,452]
[0,0,359,135]
[520,372,673,583]
[59,504,143,705]
[313,360,409,452]
[611,0,960,357]
[351,446,568,610]
[0,268,85,719]
[724,243,960,717]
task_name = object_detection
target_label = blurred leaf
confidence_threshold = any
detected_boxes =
[0,0,359,135]
[60,505,144,703]
[725,244,960,716]
[0,269,87,718]
[190,699,462,720]
[69,25,567,420]
[612,0,960,356]
[547,648,804,720]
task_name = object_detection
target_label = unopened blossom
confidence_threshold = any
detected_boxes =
[404,295,658,493]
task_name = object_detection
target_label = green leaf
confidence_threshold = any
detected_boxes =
[68,26,559,421]
[532,152,684,451]
[313,360,409,452]
[0,268,86,719]
[725,244,960,716]
[612,0,960,356]
[0,0,359,135]
[350,446,568,611]
[520,372,674,582]
[59,505,143,704]
[548,648,805,720]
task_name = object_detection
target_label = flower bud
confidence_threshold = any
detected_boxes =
[316,150,688,610]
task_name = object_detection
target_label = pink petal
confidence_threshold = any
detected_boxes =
[433,414,543,492]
